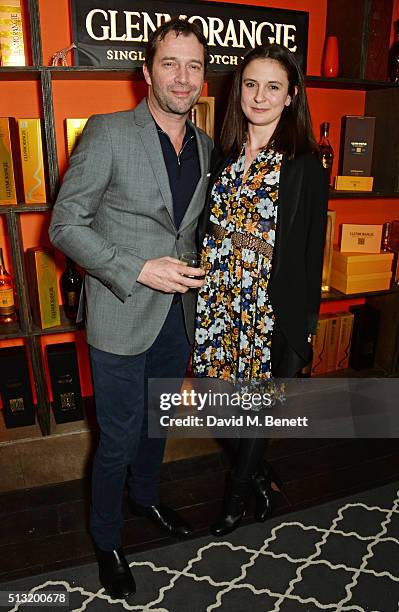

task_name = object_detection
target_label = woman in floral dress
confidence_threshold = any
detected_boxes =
[193,43,328,536]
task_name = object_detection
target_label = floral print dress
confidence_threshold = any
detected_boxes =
[193,144,282,386]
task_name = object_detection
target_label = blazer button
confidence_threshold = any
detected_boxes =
[176,233,181,240]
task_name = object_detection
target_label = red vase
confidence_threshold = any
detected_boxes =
[322,36,339,78]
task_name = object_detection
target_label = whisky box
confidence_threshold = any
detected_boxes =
[332,249,394,274]
[26,247,61,329]
[321,210,336,292]
[340,224,382,253]
[17,118,47,204]
[334,175,374,191]
[335,312,355,370]
[349,303,379,369]
[0,0,25,66]
[65,118,88,157]
[0,346,35,428]
[339,116,375,177]
[326,315,341,373]
[0,117,21,205]
[330,269,392,294]
[46,343,84,424]
[311,314,331,375]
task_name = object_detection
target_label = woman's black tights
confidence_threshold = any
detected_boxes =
[233,437,267,480]
[223,436,268,484]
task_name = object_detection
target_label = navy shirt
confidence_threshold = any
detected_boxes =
[156,122,200,229]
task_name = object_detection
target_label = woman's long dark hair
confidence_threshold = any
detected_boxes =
[220,44,318,159]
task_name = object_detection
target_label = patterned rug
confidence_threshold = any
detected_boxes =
[2,481,399,612]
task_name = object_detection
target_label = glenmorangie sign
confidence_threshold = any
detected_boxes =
[71,0,309,72]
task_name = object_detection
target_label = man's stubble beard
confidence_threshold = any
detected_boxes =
[152,83,201,116]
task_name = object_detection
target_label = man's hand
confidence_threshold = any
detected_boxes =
[137,257,205,293]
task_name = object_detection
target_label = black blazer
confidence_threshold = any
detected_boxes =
[198,146,329,369]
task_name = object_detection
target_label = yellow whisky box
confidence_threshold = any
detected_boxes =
[330,268,392,294]
[17,118,47,204]
[340,224,382,253]
[322,210,336,292]
[65,118,88,157]
[326,315,341,373]
[0,0,25,66]
[332,249,394,275]
[311,314,331,376]
[26,248,60,329]
[334,176,374,191]
[0,117,21,204]
[335,312,354,370]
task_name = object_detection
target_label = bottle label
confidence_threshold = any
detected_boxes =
[350,141,367,156]
[10,397,25,413]
[0,287,15,314]
[66,291,78,307]
[60,392,76,411]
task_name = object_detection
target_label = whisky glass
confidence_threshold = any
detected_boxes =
[179,252,205,279]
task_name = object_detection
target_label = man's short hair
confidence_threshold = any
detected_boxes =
[145,17,210,73]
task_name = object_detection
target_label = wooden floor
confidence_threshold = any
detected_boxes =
[1,438,399,583]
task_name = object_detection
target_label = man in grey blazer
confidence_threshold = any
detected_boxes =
[49,19,212,600]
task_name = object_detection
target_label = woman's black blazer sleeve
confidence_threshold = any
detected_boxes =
[304,154,329,333]
[269,152,329,361]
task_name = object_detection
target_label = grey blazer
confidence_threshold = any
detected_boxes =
[49,99,212,355]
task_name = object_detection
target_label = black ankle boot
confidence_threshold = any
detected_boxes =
[252,461,281,522]
[211,476,250,537]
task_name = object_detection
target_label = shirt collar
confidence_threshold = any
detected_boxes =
[154,119,194,143]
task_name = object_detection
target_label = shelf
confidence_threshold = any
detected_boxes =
[304,76,399,90]
[329,189,399,199]
[206,72,399,92]
[0,204,51,214]
[0,415,43,444]
[0,321,25,340]
[31,306,82,337]
[0,67,41,81]
[48,66,145,81]
[0,306,83,339]
[322,286,399,301]
[1,66,398,91]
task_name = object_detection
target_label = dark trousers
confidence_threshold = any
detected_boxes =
[89,299,191,551]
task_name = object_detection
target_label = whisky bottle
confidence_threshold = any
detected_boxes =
[61,257,82,321]
[388,20,399,83]
[0,247,17,324]
[318,122,334,185]
[381,222,392,252]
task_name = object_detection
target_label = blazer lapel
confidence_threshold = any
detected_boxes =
[134,100,175,226]
[272,155,304,281]
[179,122,209,232]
